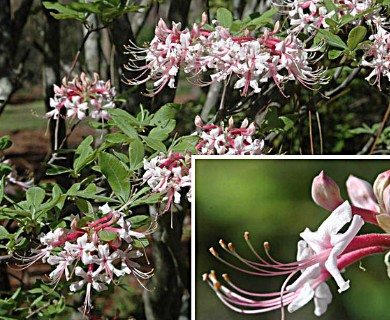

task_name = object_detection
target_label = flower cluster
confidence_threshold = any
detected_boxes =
[125,13,327,97]
[204,170,390,318]
[361,24,390,88]
[19,204,154,313]
[280,0,373,33]
[46,73,116,121]
[195,116,264,155]
[143,151,191,215]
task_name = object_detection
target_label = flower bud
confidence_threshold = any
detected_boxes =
[383,185,390,214]
[194,115,203,128]
[373,170,390,212]
[311,171,344,211]
[228,116,234,129]
[346,175,379,212]
[240,118,249,129]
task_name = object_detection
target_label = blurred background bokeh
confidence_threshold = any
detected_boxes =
[195,159,390,320]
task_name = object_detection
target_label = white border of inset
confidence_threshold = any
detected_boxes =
[190,155,390,320]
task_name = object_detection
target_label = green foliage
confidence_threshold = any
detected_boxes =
[216,8,233,28]
[0,101,198,318]
[42,0,146,26]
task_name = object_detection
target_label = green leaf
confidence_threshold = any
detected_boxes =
[0,176,5,204]
[15,237,27,249]
[141,136,167,153]
[108,109,139,139]
[325,18,338,29]
[347,26,367,51]
[216,8,233,28]
[0,135,12,151]
[129,139,144,170]
[324,0,337,12]
[170,136,199,153]
[130,192,162,207]
[151,103,180,125]
[73,135,95,174]
[98,152,131,202]
[26,187,46,209]
[0,226,9,240]
[43,1,86,21]
[316,28,347,49]
[241,7,278,30]
[46,165,72,176]
[279,116,295,131]
[128,215,151,229]
[105,132,133,144]
[133,238,149,248]
[338,13,355,27]
[98,230,118,241]
[328,49,343,60]
[68,2,100,13]
[149,127,169,141]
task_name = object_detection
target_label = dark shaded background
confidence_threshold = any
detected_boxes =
[195,159,390,320]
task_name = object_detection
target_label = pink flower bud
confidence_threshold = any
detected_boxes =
[373,170,390,212]
[383,185,390,214]
[195,115,203,128]
[311,171,344,211]
[240,118,249,129]
[245,122,256,136]
[228,116,234,129]
[346,175,379,212]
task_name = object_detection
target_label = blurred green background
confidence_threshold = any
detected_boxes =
[195,159,390,320]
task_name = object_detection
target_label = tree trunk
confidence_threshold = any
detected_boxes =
[0,0,33,114]
[143,204,190,320]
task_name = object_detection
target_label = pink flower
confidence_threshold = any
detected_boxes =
[125,14,326,96]
[46,73,116,121]
[204,201,390,317]
[143,151,191,214]
[195,116,264,155]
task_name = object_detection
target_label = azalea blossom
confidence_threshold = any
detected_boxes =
[46,72,116,121]
[203,201,390,317]
[143,151,191,214]
[361,24,390,88]
[125,13,327,96]
[194,116,264,155]
[17,204,154,313]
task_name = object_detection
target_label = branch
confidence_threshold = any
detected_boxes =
[325,67,361,97]
[12,0,34,43]
[369,101,390,154]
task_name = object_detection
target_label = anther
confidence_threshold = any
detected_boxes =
[222,273,230,282]
[209,247,218,256]
[219,239,227,249]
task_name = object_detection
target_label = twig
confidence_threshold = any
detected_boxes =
[26,302,51,319]
[308,109,314,155]
[66,26,106,81]
[200,82,222,121]
[210,80,228,123]
[315,110,323,155]
[325,67,361,97]
[0,254,13,261]
[369,101,390,154]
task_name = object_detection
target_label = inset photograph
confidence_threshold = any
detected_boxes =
[195,158,390,320]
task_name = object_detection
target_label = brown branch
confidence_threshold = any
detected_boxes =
[369,101,390,155]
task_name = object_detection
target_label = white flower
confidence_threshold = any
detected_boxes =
[287,201,364,293]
